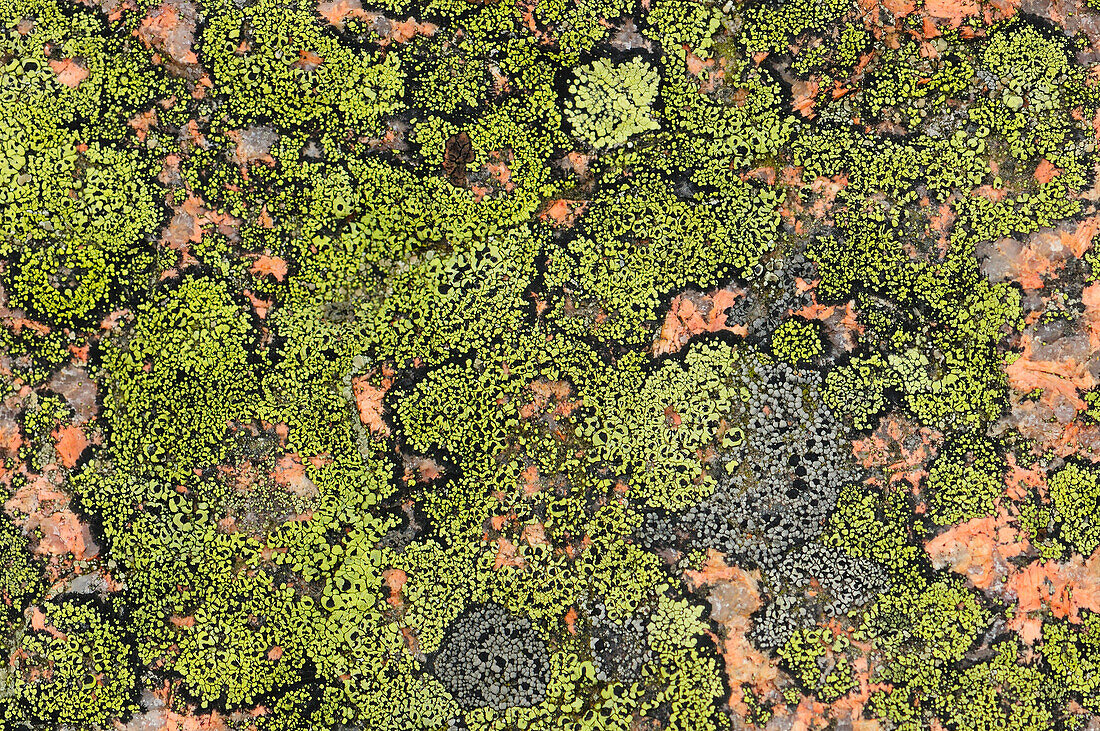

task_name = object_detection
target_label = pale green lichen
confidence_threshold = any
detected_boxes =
[565,57,660,149]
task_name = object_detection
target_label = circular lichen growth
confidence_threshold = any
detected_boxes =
[564,57,660,149]
[432,603,550,711]
[640,352,855,560]
[8,244,112,326]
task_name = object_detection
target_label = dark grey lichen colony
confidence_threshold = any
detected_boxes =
[7,0,1100,726]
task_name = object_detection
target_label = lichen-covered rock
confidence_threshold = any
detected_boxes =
[587,601,653,682]
[432,603,550,711]
[4,0,1100,726]
[565,57,660,149]
[638,344,858,570]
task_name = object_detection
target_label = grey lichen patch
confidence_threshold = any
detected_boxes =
[432,603,550,711]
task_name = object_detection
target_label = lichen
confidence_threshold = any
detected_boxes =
[4,0,1100,727]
